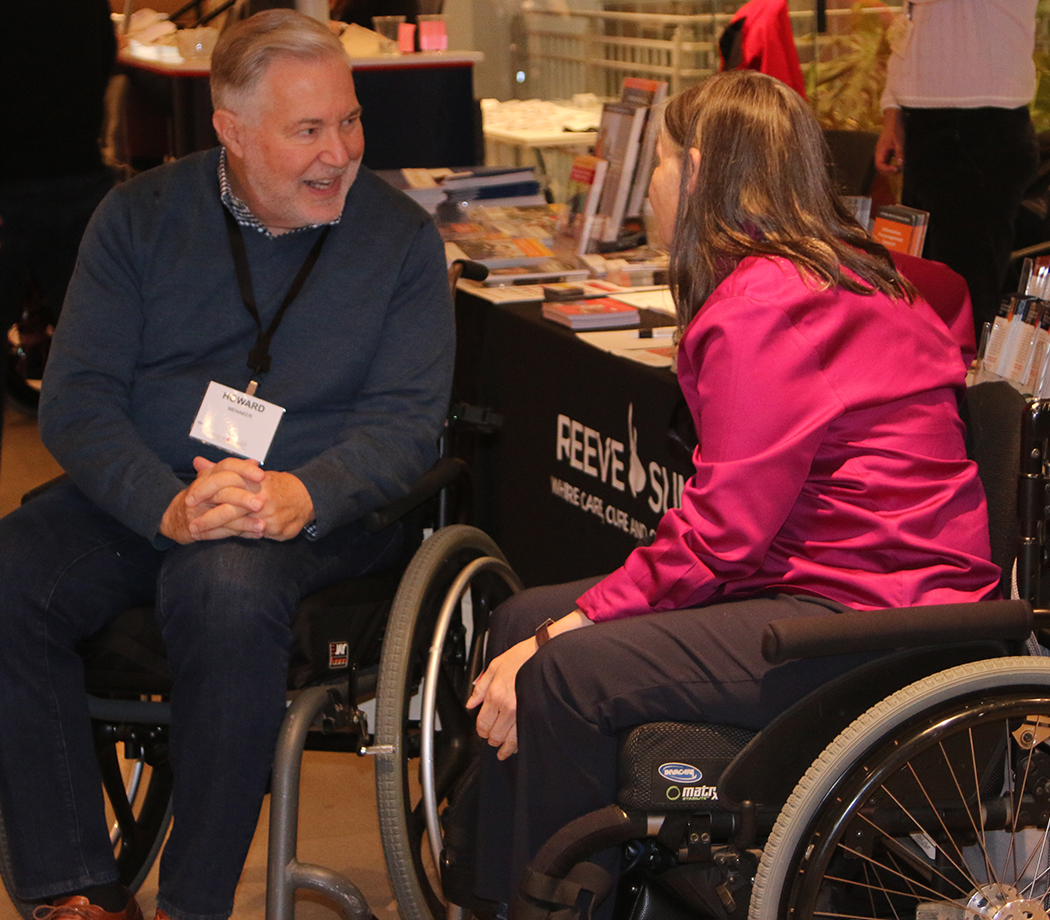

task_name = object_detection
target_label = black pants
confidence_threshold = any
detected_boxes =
[473,579,880,913]
[901,106,1038,333]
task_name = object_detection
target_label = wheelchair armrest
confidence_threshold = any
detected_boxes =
[361,456,468,533]
[761,598,1033,664]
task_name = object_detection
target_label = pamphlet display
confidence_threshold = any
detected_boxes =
[560,154,609,256]
[975,255,1050,395]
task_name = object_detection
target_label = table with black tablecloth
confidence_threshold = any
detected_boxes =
[453,290,695,588]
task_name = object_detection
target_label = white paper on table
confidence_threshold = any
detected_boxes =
[603,287,675,316]
[576,328,675,367]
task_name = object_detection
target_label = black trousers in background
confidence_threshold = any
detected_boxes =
[473,579,881,914]
[901,105,1038,334]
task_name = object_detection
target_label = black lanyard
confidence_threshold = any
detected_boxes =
[223,208,330,396]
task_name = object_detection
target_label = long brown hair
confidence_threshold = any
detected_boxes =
[661,71,914,331]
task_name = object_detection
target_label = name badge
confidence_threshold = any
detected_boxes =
[190,381,285,464]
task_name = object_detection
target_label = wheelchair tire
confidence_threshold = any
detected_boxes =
[749,656,1050,920]
[375,525,521,920]
[97,731,174,891]
[0,735,172,917]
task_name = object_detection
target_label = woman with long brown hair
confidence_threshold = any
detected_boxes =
[465,71,1001,916]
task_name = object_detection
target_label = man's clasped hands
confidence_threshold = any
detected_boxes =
[160,456,314,544]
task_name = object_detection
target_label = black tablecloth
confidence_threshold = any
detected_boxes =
[454,292,695,587]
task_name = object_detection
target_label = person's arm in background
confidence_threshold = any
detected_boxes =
[875,105,904,174]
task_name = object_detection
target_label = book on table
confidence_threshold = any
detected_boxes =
[541,297,640,330]
[440,166,538,189]
[560,154,610,256]
[446,237,555,267]
[482,258,590,287]
[871,204,929,256]
[593,101,649,243]
[376,165,545,212]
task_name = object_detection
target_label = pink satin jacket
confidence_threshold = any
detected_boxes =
[579,256,1002,621]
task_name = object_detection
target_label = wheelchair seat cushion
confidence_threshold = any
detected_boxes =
[617,721,755,812]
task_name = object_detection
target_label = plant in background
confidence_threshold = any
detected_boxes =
[806,0,895,132]
[1031,0,1050,132]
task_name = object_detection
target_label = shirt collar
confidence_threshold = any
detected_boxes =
[218,148,341,239]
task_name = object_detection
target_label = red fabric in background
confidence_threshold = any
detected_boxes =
[719,0,807,99]
[893,251,978,368]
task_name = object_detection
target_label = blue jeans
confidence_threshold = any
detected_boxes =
[0,481,403,920]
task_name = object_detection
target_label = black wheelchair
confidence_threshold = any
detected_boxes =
[370,378,1050,920]
[0,259,507,920]
[0,449,522,920]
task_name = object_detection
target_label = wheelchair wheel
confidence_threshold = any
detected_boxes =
[0,726,172,918]
[375,525,522,920]
[750,657,1050,920]
[95,722,174,891]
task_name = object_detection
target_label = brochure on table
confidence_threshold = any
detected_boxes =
[457,276,677,366]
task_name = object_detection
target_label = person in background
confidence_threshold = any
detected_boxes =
[465,71,1001,919]
[0,11,452,920]
[875,0,1039,333]
[0,0,117,417]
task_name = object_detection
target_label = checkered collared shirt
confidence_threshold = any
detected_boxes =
[218,148,341,238]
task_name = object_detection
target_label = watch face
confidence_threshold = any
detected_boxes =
[535,618,555,646]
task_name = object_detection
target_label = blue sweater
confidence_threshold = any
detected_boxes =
[40,149,454,543]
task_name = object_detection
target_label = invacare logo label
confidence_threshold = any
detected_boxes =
[659,762,702,784]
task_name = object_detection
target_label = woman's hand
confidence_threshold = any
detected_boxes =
[467,636,537,760]
[466,610,593,760]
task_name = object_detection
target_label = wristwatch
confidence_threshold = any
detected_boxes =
[535,617,555,647]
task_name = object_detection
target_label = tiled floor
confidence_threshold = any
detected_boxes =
[0,405,401,920]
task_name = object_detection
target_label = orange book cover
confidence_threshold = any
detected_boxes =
[872,205,928,256]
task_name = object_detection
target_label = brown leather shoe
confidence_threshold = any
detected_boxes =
[33,892,144,920]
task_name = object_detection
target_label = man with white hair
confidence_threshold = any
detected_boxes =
[0,10,453,920]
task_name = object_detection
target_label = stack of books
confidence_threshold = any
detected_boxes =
[871,205,929,256]
[541,297,640,330]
